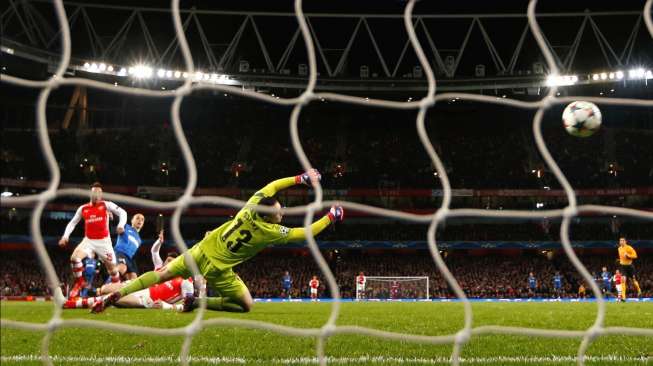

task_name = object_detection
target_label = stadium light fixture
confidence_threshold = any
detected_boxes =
[545,74,578,87]
[0,46,15,54]
[131,64,153,78]
[67,56,651,90]
[0,191,13,197]
[629,68,646,79]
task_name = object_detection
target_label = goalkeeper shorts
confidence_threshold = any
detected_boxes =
[619,264,636,278]
[166,245,247,299]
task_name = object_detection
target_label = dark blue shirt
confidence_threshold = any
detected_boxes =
[553,275,562,289]
[282,275,292,289]
[602,271,611,287]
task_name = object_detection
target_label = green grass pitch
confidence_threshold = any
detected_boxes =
[1,301,652,365]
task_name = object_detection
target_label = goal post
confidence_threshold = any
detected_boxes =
[356,276,430,300]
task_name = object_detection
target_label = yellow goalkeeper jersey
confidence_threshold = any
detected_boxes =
[618,244,637,265]
[198,177,331,271]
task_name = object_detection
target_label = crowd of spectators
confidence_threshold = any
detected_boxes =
[2,250,651,300]
[3,209,652,242]
[2,99,652,190]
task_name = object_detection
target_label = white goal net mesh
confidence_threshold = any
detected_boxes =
[1,0,653,365]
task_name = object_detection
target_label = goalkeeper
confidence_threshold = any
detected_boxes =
[93,170,344,313]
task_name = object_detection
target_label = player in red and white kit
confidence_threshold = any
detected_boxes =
[58,183,127,298]
[309,276,319,300]
[356,272,366,300]
[63,237,194,311]
[390,281,400,299]
[613,269,624,302]
[63,274,194,311]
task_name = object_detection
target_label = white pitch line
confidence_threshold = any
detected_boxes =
[1,354,650,364]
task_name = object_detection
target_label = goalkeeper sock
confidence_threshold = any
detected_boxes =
[633,280,641,296]
[118,271,161,297]
[621,281,627,300]
[204,297,247,312]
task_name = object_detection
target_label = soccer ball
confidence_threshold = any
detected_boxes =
[562,101,602,137]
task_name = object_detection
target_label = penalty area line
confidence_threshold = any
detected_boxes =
[1,354,651,364]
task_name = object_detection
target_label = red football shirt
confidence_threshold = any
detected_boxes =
[81,201,109,239]
[149,277,192,303]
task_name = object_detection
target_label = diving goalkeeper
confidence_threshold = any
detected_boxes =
[92,170,344,313]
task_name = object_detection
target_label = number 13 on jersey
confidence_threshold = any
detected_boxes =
[221,218,252,253]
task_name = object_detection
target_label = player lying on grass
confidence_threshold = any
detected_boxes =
[93,169,344,313]
[63,252,194,311]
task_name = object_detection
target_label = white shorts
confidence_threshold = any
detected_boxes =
[310,288,317,295]
[131,289,154,308]
[78,236,115,264]
[356,285,365,292]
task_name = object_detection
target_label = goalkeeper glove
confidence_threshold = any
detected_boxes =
[327,206,345,223]
[295,169,321,185]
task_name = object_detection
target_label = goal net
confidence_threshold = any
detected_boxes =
[358,276,430,300]
[1,0,652,365]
